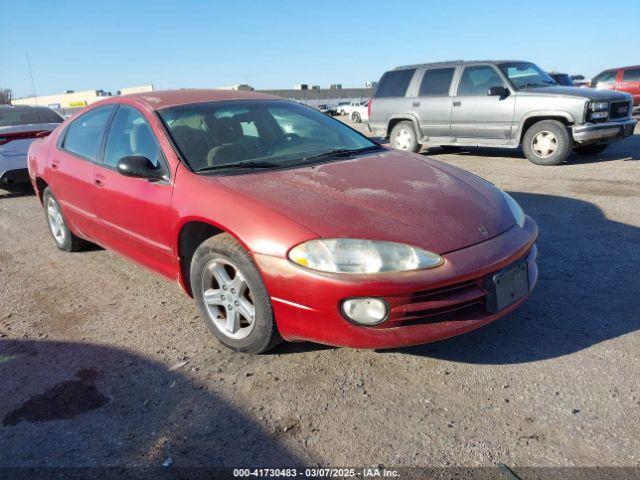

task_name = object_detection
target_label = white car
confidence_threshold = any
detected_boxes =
[350,101,370,123]
[337,100,368,116]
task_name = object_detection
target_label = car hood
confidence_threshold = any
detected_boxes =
[216,150,515,254]
[529,86,631,102]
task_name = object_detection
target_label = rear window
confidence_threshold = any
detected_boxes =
[0,107,63,127]
[374,69,415,98]
[622,68,640,82]
[418,68,455,96]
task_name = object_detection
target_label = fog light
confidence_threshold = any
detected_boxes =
[341,298,389,325]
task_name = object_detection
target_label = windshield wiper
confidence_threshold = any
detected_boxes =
[301,145,382,163]
[196,160,277,173]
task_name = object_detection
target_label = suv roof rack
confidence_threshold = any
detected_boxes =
[394,60,528,70]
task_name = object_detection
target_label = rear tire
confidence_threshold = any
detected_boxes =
[573,144,609,156]
[351,112,361,123]
[522,120,571,166]
[390,121,421,153]
[42,187,86,252]
[190,233,282,354]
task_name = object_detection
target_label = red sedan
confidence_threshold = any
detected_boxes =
[28,90,538,353]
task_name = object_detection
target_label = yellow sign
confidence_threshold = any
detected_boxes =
[68,101,87,107]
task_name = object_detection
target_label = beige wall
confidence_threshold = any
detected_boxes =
[11,90,109,108]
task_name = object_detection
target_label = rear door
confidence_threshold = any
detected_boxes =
[92,104,176,278]
[616,67,640,106]
[450,64,516,140]
[412,67,455,138]
[49,105,116,239]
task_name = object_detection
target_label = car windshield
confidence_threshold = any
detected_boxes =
[0,107,63,128]
[159,100,378,173]
[551,74,574,86]
[498,62,557,90]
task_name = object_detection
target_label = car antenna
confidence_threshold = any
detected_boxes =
[26,51,44,126]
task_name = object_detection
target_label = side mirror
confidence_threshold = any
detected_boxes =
[116,155,165,181]
[487,86,510,98]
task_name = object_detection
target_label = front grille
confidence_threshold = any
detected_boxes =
[609,101,630,119]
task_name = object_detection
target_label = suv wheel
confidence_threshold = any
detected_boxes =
[351,112,361,123]
[522,120,571,166]
[390,121,421,153]
[190,233,282,354]
[573,144,609,156]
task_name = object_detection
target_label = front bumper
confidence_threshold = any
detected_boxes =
[255,217,538,349]
[0,168,30,186]
[572,118,637,144]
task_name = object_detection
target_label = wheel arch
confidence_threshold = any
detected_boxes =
[518,113,575,143]
[386,115,421,138]
[34,177,49,205]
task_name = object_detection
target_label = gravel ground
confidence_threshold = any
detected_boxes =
[0,121,639,471]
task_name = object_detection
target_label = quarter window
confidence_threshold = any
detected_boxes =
[458,66,505,96]
[374,69,416,98]
[62,106,116,161]
[103,106,163,169]
[622,68,640,82]
[418,68,455,97]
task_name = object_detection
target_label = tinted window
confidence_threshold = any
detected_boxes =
[593,70,616,84]
[459,66,505,95]
[103,106,163,168]
[159,100,375,173]
[418,68,455,96]
[374,69,415,98]
[622,68,640,82]
[62,106,115,161]
[550,73,574,86]
[0,106,63,127]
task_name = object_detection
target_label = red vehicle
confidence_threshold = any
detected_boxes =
[592,65,640,109]
[28,90,538,353]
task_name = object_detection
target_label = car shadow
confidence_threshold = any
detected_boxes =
[379,192,640,364]
[0,339,304,468]
[0,185,35,199]
[423,133,640,164]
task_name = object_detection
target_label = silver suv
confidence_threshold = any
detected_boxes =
[369,60,637,165]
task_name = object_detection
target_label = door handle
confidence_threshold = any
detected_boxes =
[51,160,59,170]
[453,101,462,107]
[412,101,421,107]
[94,175,106,187]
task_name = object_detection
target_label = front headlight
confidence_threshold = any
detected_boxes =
[501,191,526,228]
[288,239,443,273]
[589,101,609,112]
[588,101,609,122]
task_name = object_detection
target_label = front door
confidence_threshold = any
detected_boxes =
[451,65,516,140]
[48,105,116,239]
[92,105,176,278]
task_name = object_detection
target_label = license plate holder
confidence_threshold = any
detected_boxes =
[485,261,529,313]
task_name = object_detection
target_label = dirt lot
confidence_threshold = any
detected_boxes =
[1,121,639,472]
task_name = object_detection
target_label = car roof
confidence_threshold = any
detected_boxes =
[393,60,528,70]
[112,89,282,110]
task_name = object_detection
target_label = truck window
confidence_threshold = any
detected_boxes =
[418,68,455,96]
[374,69,416,98]
[458,66,505,96]
[622,68,640,82]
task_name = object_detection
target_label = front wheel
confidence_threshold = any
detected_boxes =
[190,233,282,354]
[573,144,609,156]
[522,120,571,166]
[390,121,421,153]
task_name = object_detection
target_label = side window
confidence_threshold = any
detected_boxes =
[374,69,416,98]
[62,106,115,161]
[103,106,163,169]
[594,70,616,84]
[418,68,455,96]
[458,66,505,96]
[622,68,640,82]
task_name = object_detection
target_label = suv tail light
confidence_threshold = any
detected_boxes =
[368,99,372,118]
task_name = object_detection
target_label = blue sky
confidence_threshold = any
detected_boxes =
[2,0,639,98]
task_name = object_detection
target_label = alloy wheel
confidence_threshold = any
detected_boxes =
[393,128,413,150]
[47,197,66,245]
[200,258,256,340]
[531,131,558,158]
